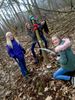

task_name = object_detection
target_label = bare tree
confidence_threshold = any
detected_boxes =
[9,0,23,31]
[31,0,41,17]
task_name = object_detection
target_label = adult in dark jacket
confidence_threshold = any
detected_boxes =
[6,32,28,77]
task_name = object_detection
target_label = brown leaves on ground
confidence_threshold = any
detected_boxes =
[1,12,75,100]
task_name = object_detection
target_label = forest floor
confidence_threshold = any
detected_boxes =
[1,12,75,100]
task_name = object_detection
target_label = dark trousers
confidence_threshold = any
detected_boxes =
[15,56,28,77]
[31,42,40,62]
[31,34,48,60]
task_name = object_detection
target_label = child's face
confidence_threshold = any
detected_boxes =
[41,20,45,25]
[52,37,60,46]
[27,24,31,29]
[8,33,14,40]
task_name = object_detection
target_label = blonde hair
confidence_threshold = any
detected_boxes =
[52,34,61,40]
[6,32,19,48]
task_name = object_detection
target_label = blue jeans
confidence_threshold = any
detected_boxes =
[16,57,28,77]
[53,67,71,81]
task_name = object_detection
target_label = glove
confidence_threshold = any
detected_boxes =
[33,24,38,27]
[33,24,38,31]
[22,49,26,54]
[23,49,26,54]
[33,27,38,31]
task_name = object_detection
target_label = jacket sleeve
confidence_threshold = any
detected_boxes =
[58,51,68,65]
[27,29,34,38]
[19,44,26,54]
[55,38,71,53]
[6,45,16,58]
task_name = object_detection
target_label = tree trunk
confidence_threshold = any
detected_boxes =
[22,0,34,15]
[0,27,4,34]
[33,0,42,17]
[0,22,7,31]
[70,0,73,10]
[32,20,49,64]
[0,14,10,29]
[14,0,26,21]
[1,9,11,26]
[26,0,34,15]
[9,0,23,31]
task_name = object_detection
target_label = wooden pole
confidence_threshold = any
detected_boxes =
[32,20,49,64]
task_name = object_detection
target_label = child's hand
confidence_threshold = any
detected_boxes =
[55,46,62,52]
[56,56,60,61]
[33,24,38,31]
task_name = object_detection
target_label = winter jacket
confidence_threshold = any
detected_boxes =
[55,38,71,52]
[38,23,43,36]
[27,24,44,43]
[6,39,25,59]
[42,21,49,33]
[56,40,75,71]
[27,29,37,43]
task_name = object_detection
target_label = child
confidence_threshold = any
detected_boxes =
[36,22,48,48]
[51,35,75,85]
[25,23,40,64]
[25,22,48,64]
[6,32,29,78]
[40,19,49,34]
[29,16,48,48]
[30,15,49,34]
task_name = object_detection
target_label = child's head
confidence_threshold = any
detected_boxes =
[6,32,14,40]
[51,35,60,46]
[41,20,45,25]
[6,32,19,48]
[25,23,31,29]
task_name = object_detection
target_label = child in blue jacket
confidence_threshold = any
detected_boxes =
[6,32,28,77]
[52,35,75,85]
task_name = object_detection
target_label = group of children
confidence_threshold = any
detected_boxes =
[25,17,48,64]
[6,16,75,85]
